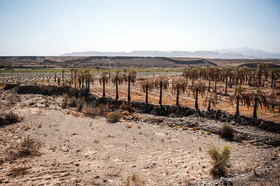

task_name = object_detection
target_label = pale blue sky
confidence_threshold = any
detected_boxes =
[0,0,279,56]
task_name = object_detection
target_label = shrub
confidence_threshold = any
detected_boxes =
[219,124,234,140]
[208,145,231,176]
[98,104,108,116]
[17,137,42,157]
[76,99,85,111]
[107,111,122,123]
[0,112,21,127]
[82,107,101,118]
[122,173,146,186]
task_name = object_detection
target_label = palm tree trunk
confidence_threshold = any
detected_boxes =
[159,81,162,106]
[214,79,217,92]
[176,86,179,106]
[195,89,199,110]
[225,74,228,95]
[235,96,240,117]
[253,98,258,118]
[115,81,119,101]
[145,84,148,105]
[128,78,131,104]
[103,80,105,98]
[207,100,211,111]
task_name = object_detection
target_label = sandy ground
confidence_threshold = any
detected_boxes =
[0,92,279,185]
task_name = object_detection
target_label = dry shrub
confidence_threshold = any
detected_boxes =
[17,137,42,157]
[76,98,85,111]
[208,145,231,176]
[107,111,122,123]
[83,107,101,118]
[61,95,68,108]
[121,110,130,116]
[8,163,29,177]
[0,112,21,127]
[119,103,136,112]
[122,173,146,186]
[219,124,234,140]
[98,104,108,116]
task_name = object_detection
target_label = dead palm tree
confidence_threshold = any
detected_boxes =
[141,79,155,105]
[111,71,124,101]
[83,69,93,91]
[214,67,221,93]
[256,63,268,87]
[230,85,246,117]
[224,67,233,95]
[207,66,215,92]
[99,71,110,98]
[189,81,206,110]
[155,75,169,106]
[203,92,219,112]
[172,77,187,106]
[248,89,267,118]
[123,69,137,104]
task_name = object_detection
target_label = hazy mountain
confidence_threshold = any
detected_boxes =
[62,48,280,59]
[216,47,280,59]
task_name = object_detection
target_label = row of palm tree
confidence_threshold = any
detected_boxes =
[54,64,278,119]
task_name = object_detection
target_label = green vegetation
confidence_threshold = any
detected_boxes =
[208,145,231,176]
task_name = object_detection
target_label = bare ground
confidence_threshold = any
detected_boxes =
[0,91,280,185]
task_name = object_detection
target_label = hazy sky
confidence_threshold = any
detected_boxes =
[0,0,280,56]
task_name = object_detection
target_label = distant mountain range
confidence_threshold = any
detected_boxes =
[61,47,280,59]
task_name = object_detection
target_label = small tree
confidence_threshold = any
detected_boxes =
[172,77,187,106]
[189,81,206,110]
[208,145,231,176]
[123,69,137,104]
[141,79,154,106]
[203,92,219,112]
[99,71,110,98]
[155,75,169,106]
[230,85,246,117]
[111,71,124,101]
[248,89,267,118]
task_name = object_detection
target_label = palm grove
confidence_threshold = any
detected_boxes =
[54,63,279,119]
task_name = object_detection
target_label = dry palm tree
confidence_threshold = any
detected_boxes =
[203,92,219,112]
[248,89,267,118]
[123,69,137,104]
[83,69,93,91]
[207,66,215,92]
[155,75,169,106]
[224,67,233,95]
[256,63,268,87]
[189,81,206,110]
[270,68,279,88]
[214,67,221,93]
[73,69,78,88]
[62,70,65,81]
[172,77,187,106]
[99,71,110,98]
[70,69,74,85]
[111,71,124,101]
[141,79,155,105]
[230,85,246,117]
[54,72,57,82]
